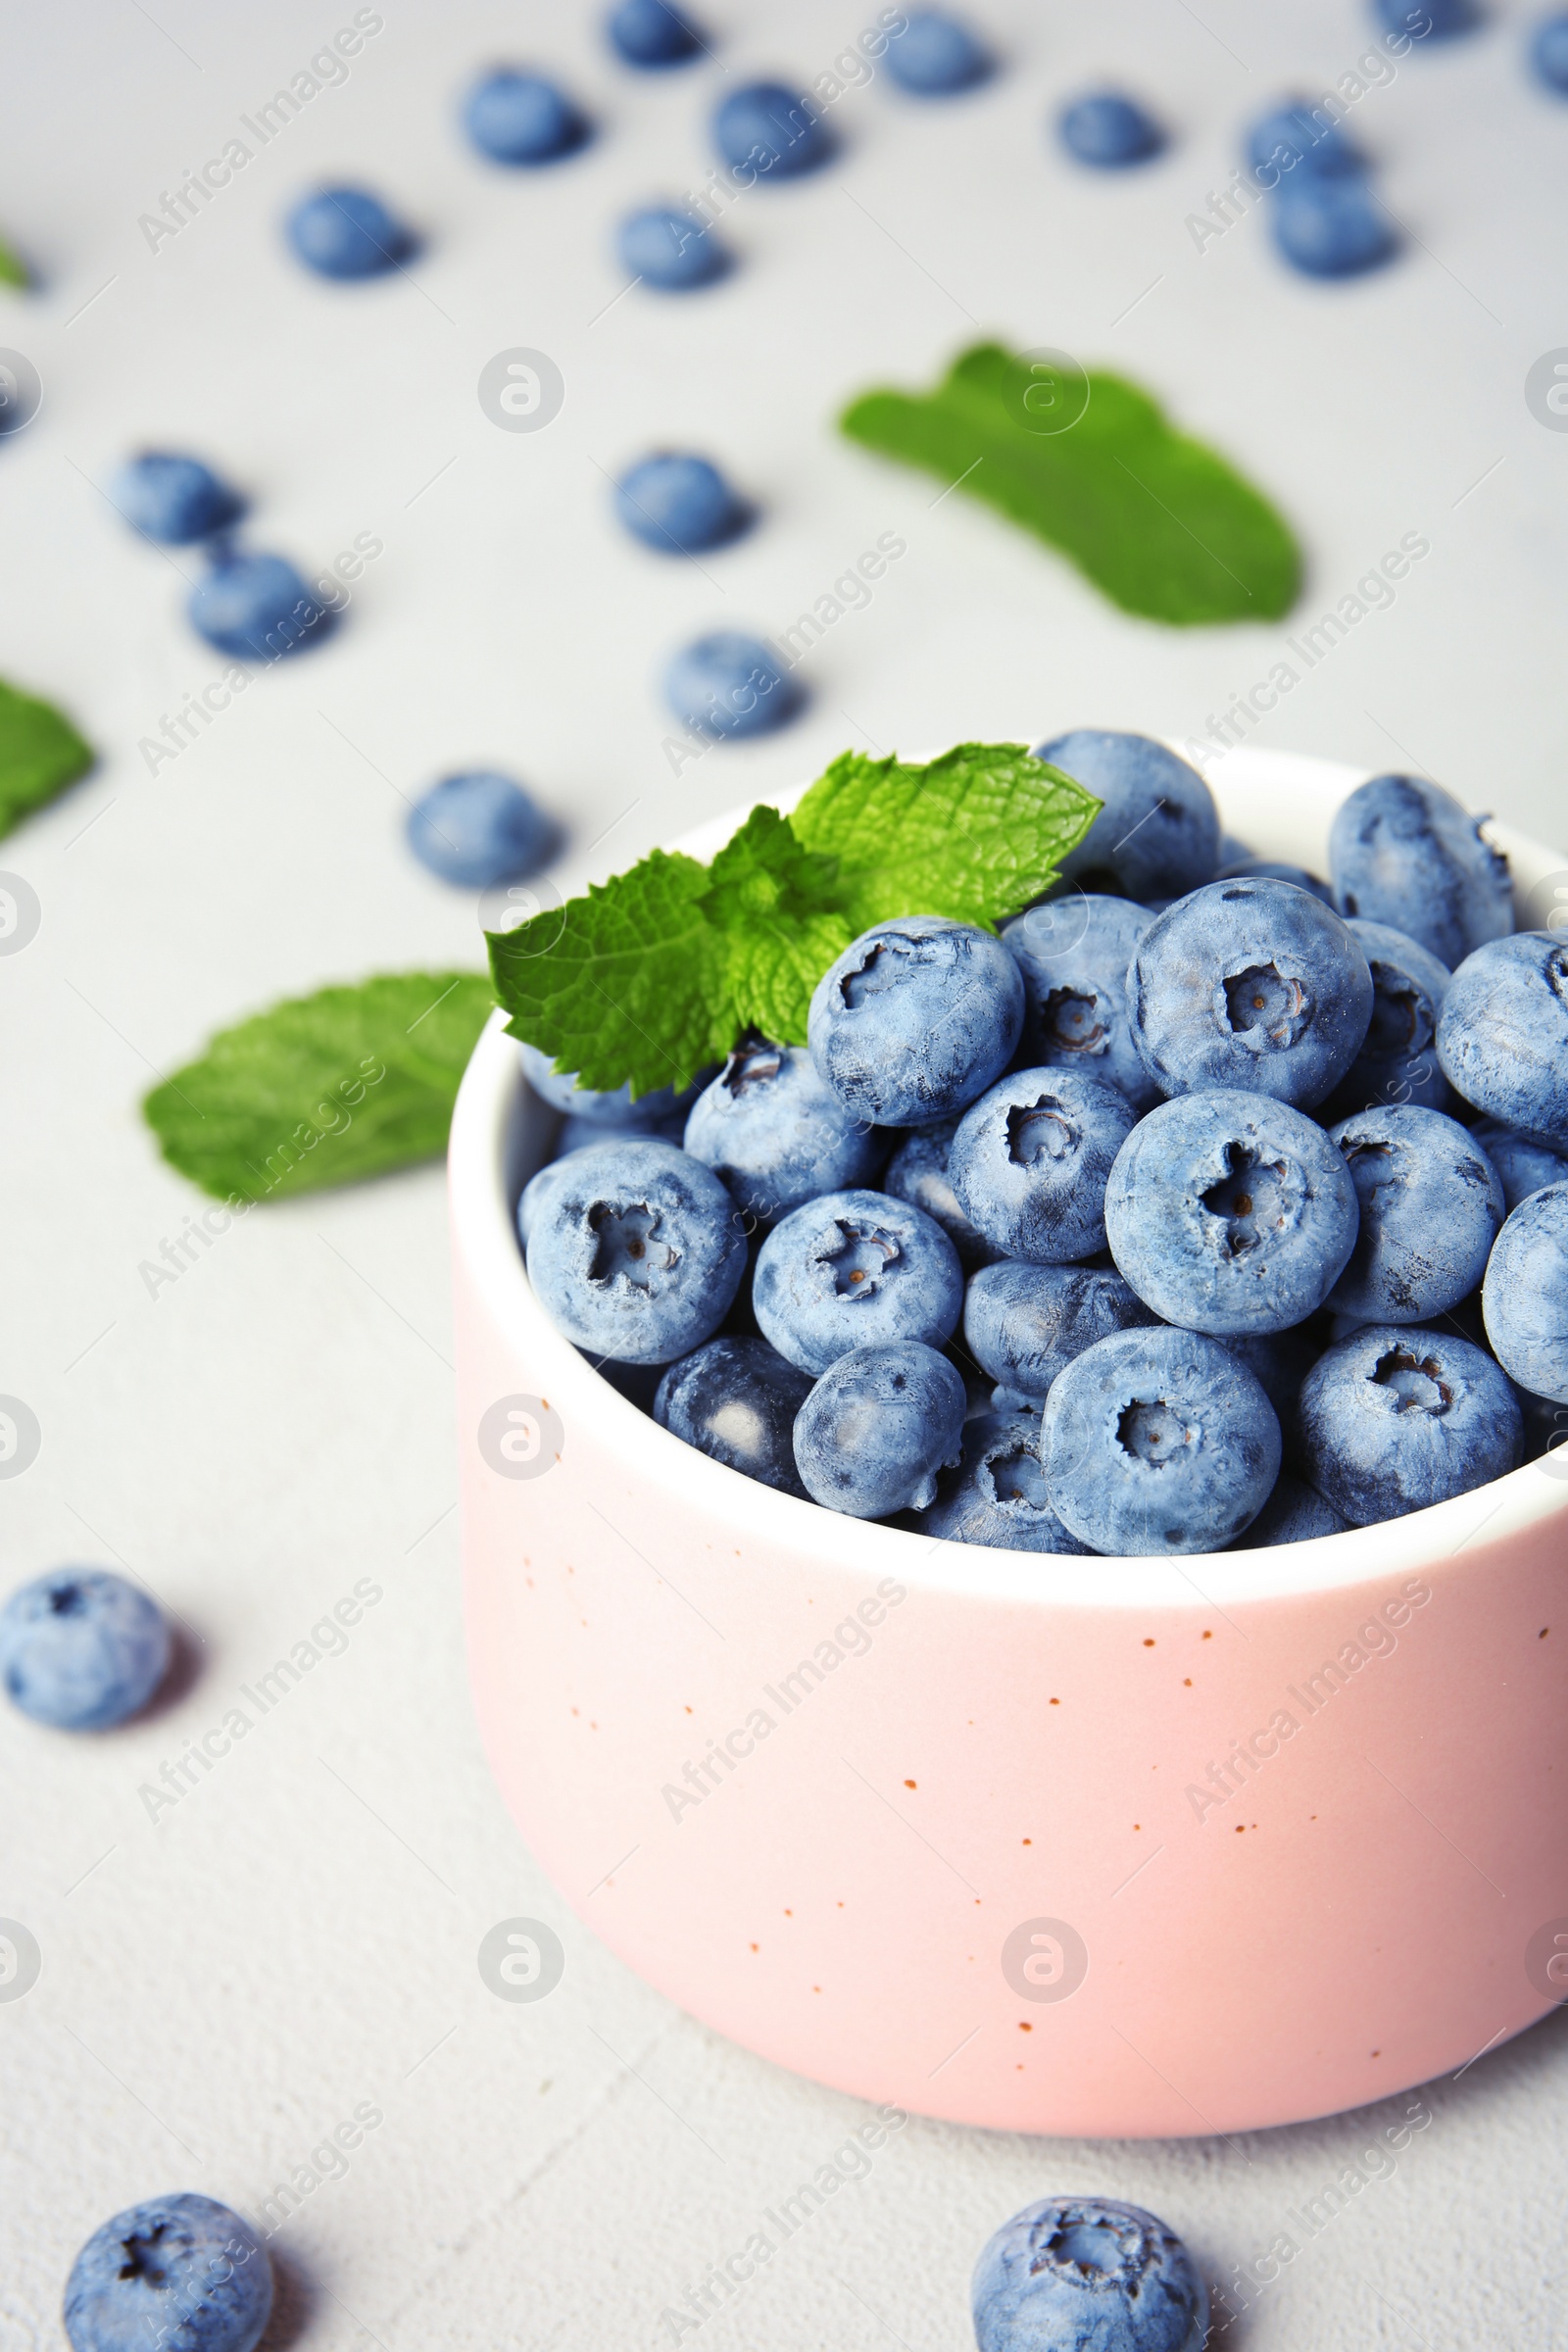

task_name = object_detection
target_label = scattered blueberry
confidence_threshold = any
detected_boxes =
[793,1341,966,1517]
[187,551,335,662]
[1214,856,1335,905]
[1483,1183,1568,1402]
[753,1187,963,1374]
[463,69,591,165]
[1042,1325,1281,1553]
[284,184,416,278]
[1327,1104,1503,1325]
[1298,1324,1521,1524]
[1104,1090,1360,1335]
[1248,97,1366,181]
[1532,10,1568,90]
[407,770,558,889]
[808,916,1025,1127]
[655,1336,813,1494]
[110,453,244,546]
[64,2193,272,2352]
[525,1137,746,1363]
[614,452,752,554]
[664,630,801,738]
[883,1117,1004,1267]
[608,0,707,67]
[1272,176,1396,278]
[1037,731,1219,901]
[1472,1117,1568,1210]
[1058,90,1165,168]
[1003,893,1160,1111]
[919,1412,1090,1552]
[1374,0,1481,37]
[950,1067,1138,1263]
[618,203,732,289]
[972,2196,1209,2352]
[518,1041,706,1129]
[1326,918,1454,1119]
[1329,773,1514,968]
[712,81,833,179]
[884,10,994,96]
[1127,878,1374,1108]
[1437,932,1568,1146]
[1,1568,171,1732]
[1240,1473,1350,1546]
[962,1258,1158,1410]
[683,1041,885,1223]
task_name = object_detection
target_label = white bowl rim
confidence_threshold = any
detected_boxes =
[450,742,1568,1614]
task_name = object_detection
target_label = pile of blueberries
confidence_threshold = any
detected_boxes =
[518,732,1568,1556]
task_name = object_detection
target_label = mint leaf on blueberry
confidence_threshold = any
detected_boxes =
[0,676,94,839]
[143,971,495,1201]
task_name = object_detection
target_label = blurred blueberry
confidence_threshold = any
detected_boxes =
[618,203,732,288]
[463,70,591,164]
[65,2193,272,2352]
[1327,1103,1504,1325]
[614,452,752,554]
[712,81,833,179]
[1272,177,1396,277]
[683,1041,885,1224]
[1037,730,1219,901]
[608,0,706,67]
[188,552,335,662]
[884,1116,1004,1268]
[951,1067,1137,1264]
[1058,89,1165,167]
[1237,1473,1350,1546]
[919,1411,1090,1551]
[1472,1118,1568,1211]
[284,184,416,278]
[655,1335,813,1494]
[525,1137,746,1364]
[1215,855,1335,904]
[1374,0,1481,36]
[809,917,1024,1127]
[793,1341,966,1516]
[559,1107,684,1154]
[665,630,802,738]
[754,1187,962,1375]
[407,770,558,889]
[1484,1183,1568,1402]
[111,453,244,546]
[1298,1324,1521,1524]
[2,1568,171,1732]
[1330,773,1513,968]
[517,1040,709,1128]
[1437,933,1568,1145]
[1248,98,1366,181]
[885,11,994,95]
[973,2195,1209,2352]
[1003,894,1159,1111]
[963,1258,1158,1410]
[1533,11,1568,89]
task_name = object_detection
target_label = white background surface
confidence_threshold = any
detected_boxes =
[2,1,1566,2346]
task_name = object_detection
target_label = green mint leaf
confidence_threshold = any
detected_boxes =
[700,804,852,1044]
[488,849,733,1098]
[143,972,495,1202]
[0,676,94,839]
[0,236,27,289]
[841,342,1301,627]
[790,742,1101,934]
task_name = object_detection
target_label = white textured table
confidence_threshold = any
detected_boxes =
[2,2,1564,2345]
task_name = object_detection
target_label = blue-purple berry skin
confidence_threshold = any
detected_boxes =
[618,204,731,289]
[962,1258,1159,1410]
[1239,1473,1350,1546]
[1058,89,1165,167]
[1437,932,1568,1148]
[284,184,416,277]
[885,9,994,95]
[1329,774,1513,969]
[808,916,1025,1128]
[608,0,706,68]
[518,1040,703,1129]
[1272,177,1396,278]
[1534,11,1568,90]
[1248,98,1367,182]
[525,1138,746,1363]
[1216,856,1334,905]
[1002,893,1159,1111]
[753,1187,963,1375]
[407,770,558,889]
[683,1041,884,1224]
[655,1336,813,1495]
[1326,1103,1504,1325]
[793,1341,966,1517]
[950,1067,1138,1264]
[919,1412,1091,1552]
[463,70,591,164]
[1325,918,1454,1120]
[712,82,833,178]
[1037,730,1219,902]
[1,1568,171,1732]
[664,631,800,736]
[1297,1324,1522,1525]
[1483,1183,1568,1403]
[972,2195,1209,2352]
[1472,1118,1568,1211]
[188,552,335,662]
[111,453,244,545]
[64,2193,272,2352]
[883,1117,1004,1268]
[614,452,750,553]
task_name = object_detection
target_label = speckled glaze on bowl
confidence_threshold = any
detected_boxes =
[451,746,1568,2137]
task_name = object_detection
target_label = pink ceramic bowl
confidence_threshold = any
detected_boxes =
[451,746,1568,2138]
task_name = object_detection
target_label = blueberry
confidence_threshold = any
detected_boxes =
[110,453,244,546]
[1374,0,1481,36]
[608,0,707,67]
[406,770,558,889]
[1483,1183,1568,1402]
[187,552,335,662]
[1215,1322,1325,1429]
[808,916,1025,1127]
[1003,894,1160,1111]
[1104,1090,1360,1335]
[1057,90,1165,167]
[683,1041,885,1224]
[1215,856,1335,905]
[664,630,801,738]
[517,1155,574,1249]
[1127,878,1374,1108]
[64,2193,272,2352]
[712,82,833,179]
[884,1116,1004,1267]
[614,452,752,554]
[1329,773,1513,967]
[1471,1118,1568,1210]
[1272,176,1396,277]
[950,1068,1138,1264]
[1,1569,171,1732]
[525,1138,746,1363]
[1043,1325,1281,1554]
[1325,917,1454,1119]
[1437,933,1568,1146]
[1326,1104,1503,1325]
[972,2195,1209,2352]
[518,1041,705,1128]
[884,10,994,96]
[753,1187,963,1374]
[559,1107,685,1157]
[1238,1473,1350,1546]
[963,1259,1159,1409]
[1248,97,1367,181]
[1036,731,1219,901]
[655,1335,813,1494]
[1298,1324,1521,1523]
[919,1412,1090,1551]
[618,204,732,290]
[284,184,416,278]
[1533,11,1568,90]
[463,69,591,164]
[793,1341,966,1517]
